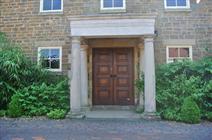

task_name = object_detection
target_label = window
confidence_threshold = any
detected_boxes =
[101,0,126,10]
[40,0,63,12]
[166,46,192,63]
[164,0,190,9]
[38,47,62,71]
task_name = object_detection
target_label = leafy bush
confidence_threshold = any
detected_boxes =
[180,97,201,124]
[156,58,211,122]
[0,82,16,109]
[0,110,6,117]
[47,109,66,119]
[17,80,69,116]
[199,80,212,115]
[0,40,27,109]
[157,75,202,118]
[162,109,180,121]
[206,112,212,122]
[136,57,212,122]
[0,32,69,111]
[7,94,23,118]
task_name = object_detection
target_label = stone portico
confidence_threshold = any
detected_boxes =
[69,16,156,115]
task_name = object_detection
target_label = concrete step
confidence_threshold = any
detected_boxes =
[85,110,140,119]
[91,105,136,111]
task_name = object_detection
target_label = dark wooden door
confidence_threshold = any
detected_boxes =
[93,48,134,105]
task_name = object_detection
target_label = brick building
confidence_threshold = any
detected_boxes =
[0,0,211,115]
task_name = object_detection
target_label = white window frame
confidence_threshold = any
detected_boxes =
[38,47,62,72]
[40,0,63,13]
[101,0,126,10]
[164,0,190,9]
[166,46,193,63]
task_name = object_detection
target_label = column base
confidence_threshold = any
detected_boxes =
[66,111,86,119]
[81,106,91,112]
[141,112,161,120]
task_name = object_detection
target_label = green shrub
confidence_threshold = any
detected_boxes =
[7,94,22,118]
[0,82,16,109]
[0,110,6,117]
[206,112,212,122]
[0,32,68,110]
[180,97,201,124]
[200,81,212,114]
[162,109,180,121]
[136,57,212,122]
[47,109,66,119]
[156,74,202,118]
[17,80,69,116]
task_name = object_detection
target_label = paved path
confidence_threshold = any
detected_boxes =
[0,118,211,140]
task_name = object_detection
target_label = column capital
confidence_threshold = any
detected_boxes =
[138,42,144,49]
[81,38,88,45]
[138,37,144,49]
[81,45,88,51]
[144,35,155,43]
[72,36,81,44]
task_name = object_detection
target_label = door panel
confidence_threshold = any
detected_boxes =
[93,48,134,105]
[93,49,113,105]
[113,48,134,105]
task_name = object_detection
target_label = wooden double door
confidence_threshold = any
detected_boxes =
[93,48,134,105]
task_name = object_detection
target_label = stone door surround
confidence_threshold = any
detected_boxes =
[69,16,156,114]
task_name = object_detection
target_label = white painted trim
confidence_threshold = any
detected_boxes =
[40,0,63,13]
[38,47,62,72]
[166,46,193,63]
[164,0,190,9]
[100,0,126,10]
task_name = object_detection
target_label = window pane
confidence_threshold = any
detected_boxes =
[53,0,61,10]
[104,0,113,8]
[169,48,178,57]
[114,0,123,7]
[41,59,50,68]
[51,49,60,58]
[51,59,60,69]
[40,49,49,58]
[180,48,189,57]
[167,0,176,6]
[43,0,52,10]
[177,0,186,6]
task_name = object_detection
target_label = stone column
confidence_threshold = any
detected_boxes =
[70,37,81,114]
[138,41,144,108]
[80,45,89,110]
[144,37,156,113]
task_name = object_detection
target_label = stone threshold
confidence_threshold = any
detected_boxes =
[91,105,136,111]
[85,110,141,119]
[68,106,160,120]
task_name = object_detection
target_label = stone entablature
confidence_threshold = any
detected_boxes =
[70,18,155,37]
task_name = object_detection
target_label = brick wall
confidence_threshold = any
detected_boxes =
[0,0,211,72]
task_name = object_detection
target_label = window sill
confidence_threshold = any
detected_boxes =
[39,11,64,15]
[100,9,126,14]
[164,8,192,12]
[46,69,62,72]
